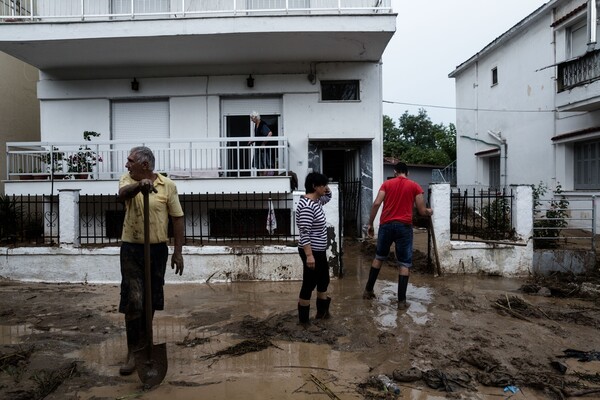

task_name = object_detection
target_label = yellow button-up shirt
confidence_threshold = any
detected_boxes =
[119,173,184,244]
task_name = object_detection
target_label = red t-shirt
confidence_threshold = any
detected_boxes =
[378,176,424,225]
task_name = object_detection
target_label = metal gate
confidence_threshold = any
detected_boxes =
[340,180,361,237]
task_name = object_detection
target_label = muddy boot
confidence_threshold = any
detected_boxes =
[298,304,310,327]
[397,275,410,311]
[362,290,376,299]
[119,352,136,376]
[315,297,331,319]
[363,267,380,299]
[119,317,142,376]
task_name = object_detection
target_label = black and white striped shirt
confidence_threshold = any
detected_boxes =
[296,192,332,251]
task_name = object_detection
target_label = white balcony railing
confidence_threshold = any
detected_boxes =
[6,137,288,181]
[0,0,391,22]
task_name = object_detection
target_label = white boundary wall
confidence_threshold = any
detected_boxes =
[0,185,341,283]
[430,183,534,276]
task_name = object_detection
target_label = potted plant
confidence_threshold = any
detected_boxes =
[67,131,103,179]
[17,169,33,180]
[41,146,65,178]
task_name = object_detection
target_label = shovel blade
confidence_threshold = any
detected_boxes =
[133,342,168,388]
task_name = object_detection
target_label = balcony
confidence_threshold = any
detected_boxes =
[556,49,600,112]
[1,0,392,20]
[5,136,292,195]
[0,0,395,76]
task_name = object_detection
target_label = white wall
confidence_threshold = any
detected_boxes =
[430,183,534,276]
[36,62,382,187]
[454,9,556,188]
[455,0,600,201]
[0,185,342,283]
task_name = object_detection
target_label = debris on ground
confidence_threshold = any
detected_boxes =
[199,338,276,361]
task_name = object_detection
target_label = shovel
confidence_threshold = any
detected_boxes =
[429,216,442,277]
[134,188,168,388]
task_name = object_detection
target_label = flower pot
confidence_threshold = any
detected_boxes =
[74,173,90,180]
[19,174,34,180]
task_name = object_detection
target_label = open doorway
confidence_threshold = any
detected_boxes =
[224,114,279,177]
[322,149,360,237]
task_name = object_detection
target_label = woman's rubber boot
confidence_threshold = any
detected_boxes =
[315,297,331,319]
[298,304,310,327]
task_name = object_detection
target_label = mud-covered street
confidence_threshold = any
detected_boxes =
[1,230,600,399]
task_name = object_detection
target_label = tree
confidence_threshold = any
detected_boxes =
[383,109,456,166]
[382,115,406,157]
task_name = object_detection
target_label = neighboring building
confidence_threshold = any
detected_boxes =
[0,51,39,194]
[0,2,395,254]
[383,157,441,204]
[449,0,600,196]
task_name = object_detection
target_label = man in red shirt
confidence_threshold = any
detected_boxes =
[363,162,433,309]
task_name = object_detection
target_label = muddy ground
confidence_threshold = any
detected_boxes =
[1,229,600,399]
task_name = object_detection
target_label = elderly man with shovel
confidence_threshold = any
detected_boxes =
[117,146,184,387]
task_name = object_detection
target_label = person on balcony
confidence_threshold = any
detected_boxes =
[249,111,274,176]
[363,162,433,310]
[296,172,333,326]
[117,146,185,376]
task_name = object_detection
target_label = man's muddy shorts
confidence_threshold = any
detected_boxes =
[119,242,168,316]
[375,221,413,268]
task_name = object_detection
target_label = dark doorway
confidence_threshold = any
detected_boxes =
[322,149,361,237]
[226,116,251,177]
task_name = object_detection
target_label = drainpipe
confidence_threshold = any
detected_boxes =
[588,0,597,51]
[459,135,500,186]
[487,130,507,188]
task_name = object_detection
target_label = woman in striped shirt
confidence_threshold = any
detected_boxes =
[296,172,332,326]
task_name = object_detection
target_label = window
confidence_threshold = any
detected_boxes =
[321,80,360,101]
[567,21,588,58]
[575,140,600,189]
[488,156,500,189]
[491,67,498,86]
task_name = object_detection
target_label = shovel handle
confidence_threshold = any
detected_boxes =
[429,216,442,277]
[143,190,153,357]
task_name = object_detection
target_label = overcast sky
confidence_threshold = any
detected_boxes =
[382,0,547,126]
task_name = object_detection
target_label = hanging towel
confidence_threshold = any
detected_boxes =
[266,198,277,235]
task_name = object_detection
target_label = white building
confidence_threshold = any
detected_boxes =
[449,0,600,195]
[0,1,395,281]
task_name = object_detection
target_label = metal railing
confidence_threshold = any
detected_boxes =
[451,186,517,243]
[533,197,596,251]
[6,136,289,180]
[432,160,456,184]
[78,191,297,246]
[557,48,600,92]
[0,0,392,22]
[1,191,298,248]
[0,194,59,246]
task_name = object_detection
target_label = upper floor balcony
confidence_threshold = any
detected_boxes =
[4,136,293,195]
[0,0,395,77]
[556,48,600,112]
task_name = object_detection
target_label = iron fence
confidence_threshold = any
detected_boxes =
[78,194,125,246]
[450,187,517,243]
[78,192,297,246]
[0,194,59,246]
